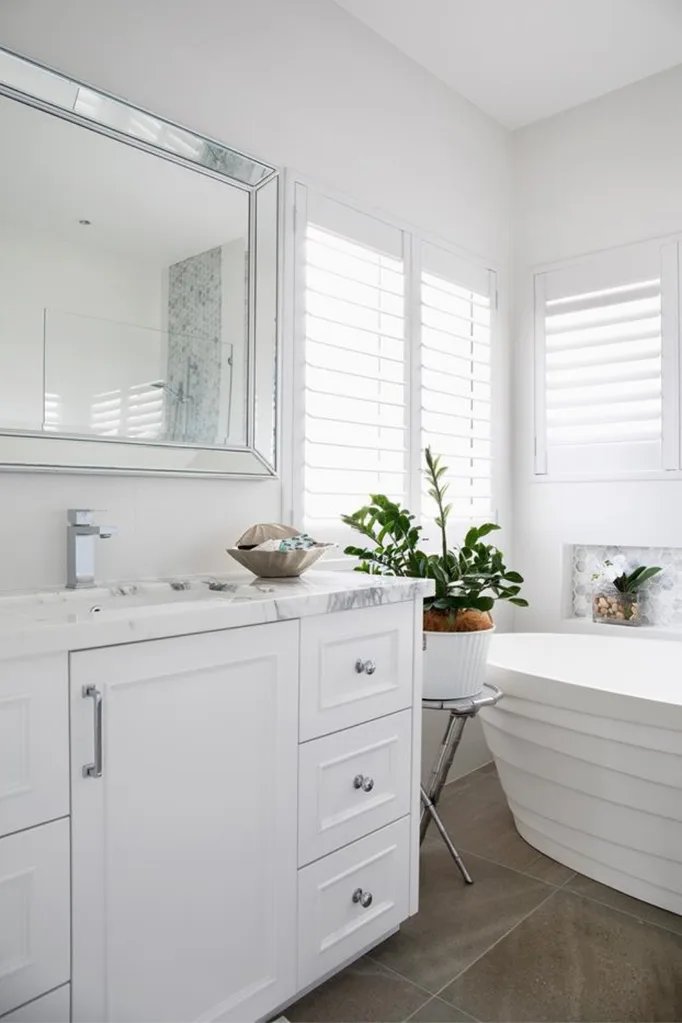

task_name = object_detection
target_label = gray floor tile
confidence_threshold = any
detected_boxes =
[565,872,682,936]
[408,996,479,1022]
[426,765,574,885]
[440,889,682,1022]
[370,845,555,994]
[285,957,429,1023]
[520,852,575,886]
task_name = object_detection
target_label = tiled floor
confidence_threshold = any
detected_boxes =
[285,763,682,1023]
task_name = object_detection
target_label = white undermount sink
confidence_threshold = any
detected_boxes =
[0,579,242,627]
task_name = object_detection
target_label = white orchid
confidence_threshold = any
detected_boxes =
[592,555,629,585]
[603,556,629,582]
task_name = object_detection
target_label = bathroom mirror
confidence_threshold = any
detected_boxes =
[0,48,279,477]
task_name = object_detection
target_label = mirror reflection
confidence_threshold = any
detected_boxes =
[0,90,258,450]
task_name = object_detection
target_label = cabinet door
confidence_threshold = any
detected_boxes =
[1,985,70,1023]
[0,820,70,1017]
[70,621,299,1023]
[0,654,69,838]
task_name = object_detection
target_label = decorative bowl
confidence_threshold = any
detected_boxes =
[234,523,299,550]
[226,546,329,579]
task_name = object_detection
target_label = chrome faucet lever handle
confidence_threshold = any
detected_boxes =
[68,508,96,526]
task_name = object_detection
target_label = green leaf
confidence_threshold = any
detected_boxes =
[627,566,662,591]
[464,527,478,548]
[509,598,529,607]
[475,523,501,539]
[505,571,524,583]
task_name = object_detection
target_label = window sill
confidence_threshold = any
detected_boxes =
[531,469,682,484]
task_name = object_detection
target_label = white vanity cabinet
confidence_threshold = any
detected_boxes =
[69,622,299,1023]
[0,576,427,1023]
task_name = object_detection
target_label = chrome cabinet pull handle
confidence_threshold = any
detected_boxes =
[352,888,373,908]
[355,658,377,675]
[82,685,103,778]
[353,774,375,792]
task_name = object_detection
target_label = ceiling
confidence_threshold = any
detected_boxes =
[0,92,248,266]
[334,0,682,128]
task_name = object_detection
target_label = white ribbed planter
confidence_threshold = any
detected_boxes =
[423,627,495,700]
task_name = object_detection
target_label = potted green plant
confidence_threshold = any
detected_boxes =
[342,448,528,698]
[591,556,662,626]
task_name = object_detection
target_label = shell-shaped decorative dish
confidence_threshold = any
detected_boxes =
[235,523,299,550]
[226,546,329,579]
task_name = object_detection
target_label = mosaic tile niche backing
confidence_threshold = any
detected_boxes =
[572,545,682,627]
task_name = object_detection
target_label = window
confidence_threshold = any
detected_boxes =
[420,243,493,520]
[293,185,497,538]
[534,241,675,477]
[300,198,407,533]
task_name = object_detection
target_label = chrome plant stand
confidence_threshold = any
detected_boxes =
[420,682,503,885]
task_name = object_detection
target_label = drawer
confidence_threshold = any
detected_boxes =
[0,819,70,1017]
[299,603,415,741]
[297,817,410,990]
[298,710,412,865]
[0,985,70,1022]
[0,654,69,838]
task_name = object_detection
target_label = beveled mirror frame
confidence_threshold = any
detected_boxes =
[0,47,280,478]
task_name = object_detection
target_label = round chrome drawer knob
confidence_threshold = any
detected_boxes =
[355,658,377,676]
[353,774,375,792]
[352,888,373,908]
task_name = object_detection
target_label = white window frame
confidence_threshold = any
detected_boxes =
[281,173,502,545]
[532,235,682,483]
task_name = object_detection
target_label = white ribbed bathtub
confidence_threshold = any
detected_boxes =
[480,633,682,915]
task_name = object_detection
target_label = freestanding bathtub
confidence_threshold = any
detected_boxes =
[480,632,682,916]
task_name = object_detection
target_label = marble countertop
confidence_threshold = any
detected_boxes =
[0,571,434,660]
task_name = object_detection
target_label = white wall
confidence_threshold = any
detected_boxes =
[512,64,682,631]
[0,0,512,598]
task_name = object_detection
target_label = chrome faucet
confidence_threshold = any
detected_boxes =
[66,509,117,589]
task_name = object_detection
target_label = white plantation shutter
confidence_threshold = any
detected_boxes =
[292,184,498,540]
[535,243,670,476]
[299,192,408,532]
[420,243,494,521]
